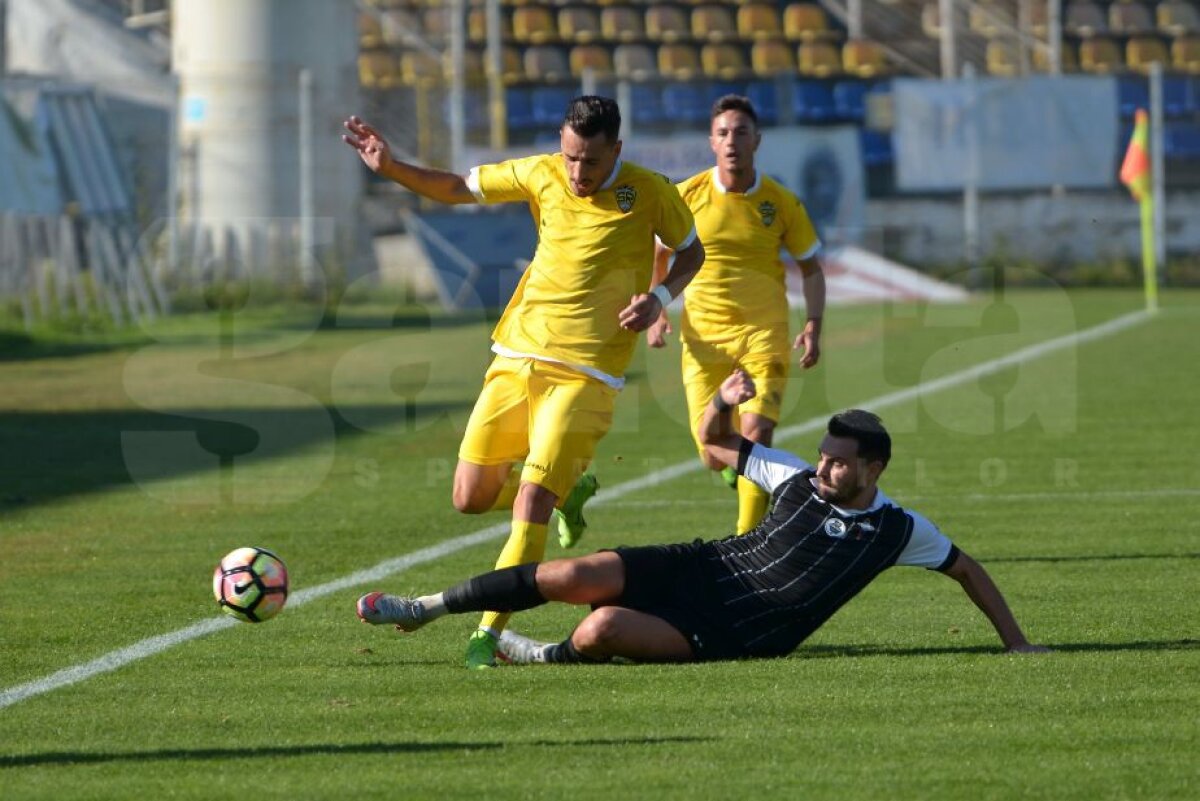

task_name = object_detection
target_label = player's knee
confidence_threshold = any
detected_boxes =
[451,485,490,514]
[573,607,624,650]
[700,449,725,471]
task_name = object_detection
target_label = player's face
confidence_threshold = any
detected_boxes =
[561,126,622,197]
[710,110,761,174]
[814,435,879,507]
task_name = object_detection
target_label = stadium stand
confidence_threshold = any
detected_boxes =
[784,3,839,42]
[737,3,784,40]
[559,6,603,43]
[1157,1,1200,38]
[691,5,739,41]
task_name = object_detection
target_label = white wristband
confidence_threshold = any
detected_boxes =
[651,284,673,308]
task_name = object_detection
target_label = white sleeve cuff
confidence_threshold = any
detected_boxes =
[791,240,822,261]
[466,167,486,202]
[651,284,673,308]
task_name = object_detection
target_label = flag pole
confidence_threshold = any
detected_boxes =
[1139,194,1158,313]
[1119,108,1159,314]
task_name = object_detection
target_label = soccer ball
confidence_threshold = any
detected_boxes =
[212,547,289,623]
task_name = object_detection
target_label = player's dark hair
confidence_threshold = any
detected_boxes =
[711,94,759,127]
[828,410,891,465]
[564,96,621,142]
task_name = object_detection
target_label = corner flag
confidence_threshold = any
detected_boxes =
[1119,109,1158,313]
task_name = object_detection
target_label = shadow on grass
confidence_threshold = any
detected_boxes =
[799,638,1199,660]
[0,736,712,768]
[0,402,470,513]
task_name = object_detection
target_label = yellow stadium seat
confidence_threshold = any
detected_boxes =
[380,9,422,47]
[513,6,557,44]
[468,8,512,44]
[658,43,702,79]
[737,4,783,40]
[1127,35,1171,73]
[798,40,842,76]
[751,39,797,75]
[358,51,399,89]
[1173,35,1200,72]
[601,6,644,42]
[921,2,945,38]
[1033,41,1079,72]
[559,6,602,43]
[842,39,887,77]
[986,40,1019,76]
[784,3,837,42]
[614,43,657,80]
[421,7,449,45]
[969,0,1014,39]
[1158,1,1200,37]
[1079,37,1123,73]
[646,6,690,42]
[701,43,749,79]
[570,44,614,78]
[692,5,737,42]
[359,13,384,49]
[401,51,441,86]
[1109,1,1155,37]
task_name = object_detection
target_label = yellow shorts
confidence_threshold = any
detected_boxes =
[458,355,617,499]
[681,319,789,453]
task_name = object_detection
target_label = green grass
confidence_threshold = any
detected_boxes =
[1,289,1197,800]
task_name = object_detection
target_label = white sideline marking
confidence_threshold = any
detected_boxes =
[0,309,1151,710]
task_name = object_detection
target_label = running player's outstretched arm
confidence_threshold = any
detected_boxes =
[698,370,756,468]
[343,116,476,205]
[941,551,1050,654]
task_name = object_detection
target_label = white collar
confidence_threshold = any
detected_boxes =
[600,158,624,190]
[809,477,889,517]
[710,166,760,196]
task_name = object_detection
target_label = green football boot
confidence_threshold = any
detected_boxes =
[554,471,599,549]
[465,629,498,670]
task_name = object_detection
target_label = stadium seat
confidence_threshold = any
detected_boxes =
[460,48,486,82]
[798,41,842,76]
[506,87,534,131]
[614,43,657,80]
[400,51,441,86]
[832,79,868,121]
[784,3,838,42]
[558,6,602,43]
[601,6,644,42]
[843,39,887,78]
[702,43,749,79]
[1065,1,1108,38]
[421,7,449,46]
[570,44,614,78]
[986,40,1019,76]
[1117,76,1150,117]
[921,2,945,38]
[1079,37,1123,73]
[1157,0,1200,37]
[745,80,779,125]
[751,40,796,76]
[1164,121,1200,158]
[1033,40,1079,72]
[969,0,1015,38]
[524,46,571,82]
[1126,36,1172,73]
[1174,35,1200,72]
[468,8,511,44]
[661,84,710,124]
[864,80,893,129]
[497,46,525,84]
[737,4,783,41]
[1109,1,1155,36]
[532,86,575,127]
[792,80,836,122]
[358,51,399,89]
[380,8,421,48]
[513,6,557,44]
[692,5,738,42]
[1028,2,1050,38]
[359,13,384,48]
[860,128,893,167]
[658,43,702,79]
[646,6,690,42]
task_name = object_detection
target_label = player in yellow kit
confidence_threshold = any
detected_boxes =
[344,97,705,668]
[651,95,825,535]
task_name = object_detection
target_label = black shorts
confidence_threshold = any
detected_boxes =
[611,541,745,661]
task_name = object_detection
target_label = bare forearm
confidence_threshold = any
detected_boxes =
[802,264,826,327]
[381,159,475,204]
[955,557,1032,650]
[659,239,704,300]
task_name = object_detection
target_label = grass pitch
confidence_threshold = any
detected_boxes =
[0,289,1197,800]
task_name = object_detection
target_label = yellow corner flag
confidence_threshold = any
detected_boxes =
[1119,109,1158,312]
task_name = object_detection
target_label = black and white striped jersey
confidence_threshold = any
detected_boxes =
[697,440,957,657]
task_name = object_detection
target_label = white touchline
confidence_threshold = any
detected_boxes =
[0,308,1152,710]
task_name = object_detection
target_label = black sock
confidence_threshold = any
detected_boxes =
[442,563,545,613]
[540,638,605,664]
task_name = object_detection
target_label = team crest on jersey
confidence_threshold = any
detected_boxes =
[758,201,777,227]
[824,518,848,539]
[615,185,637,213]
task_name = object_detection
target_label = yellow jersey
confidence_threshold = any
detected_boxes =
[469,154,696,384]
[676,167,819,330]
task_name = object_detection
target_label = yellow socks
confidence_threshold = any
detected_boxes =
[478,519,548,634]
[736,476,769,535]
